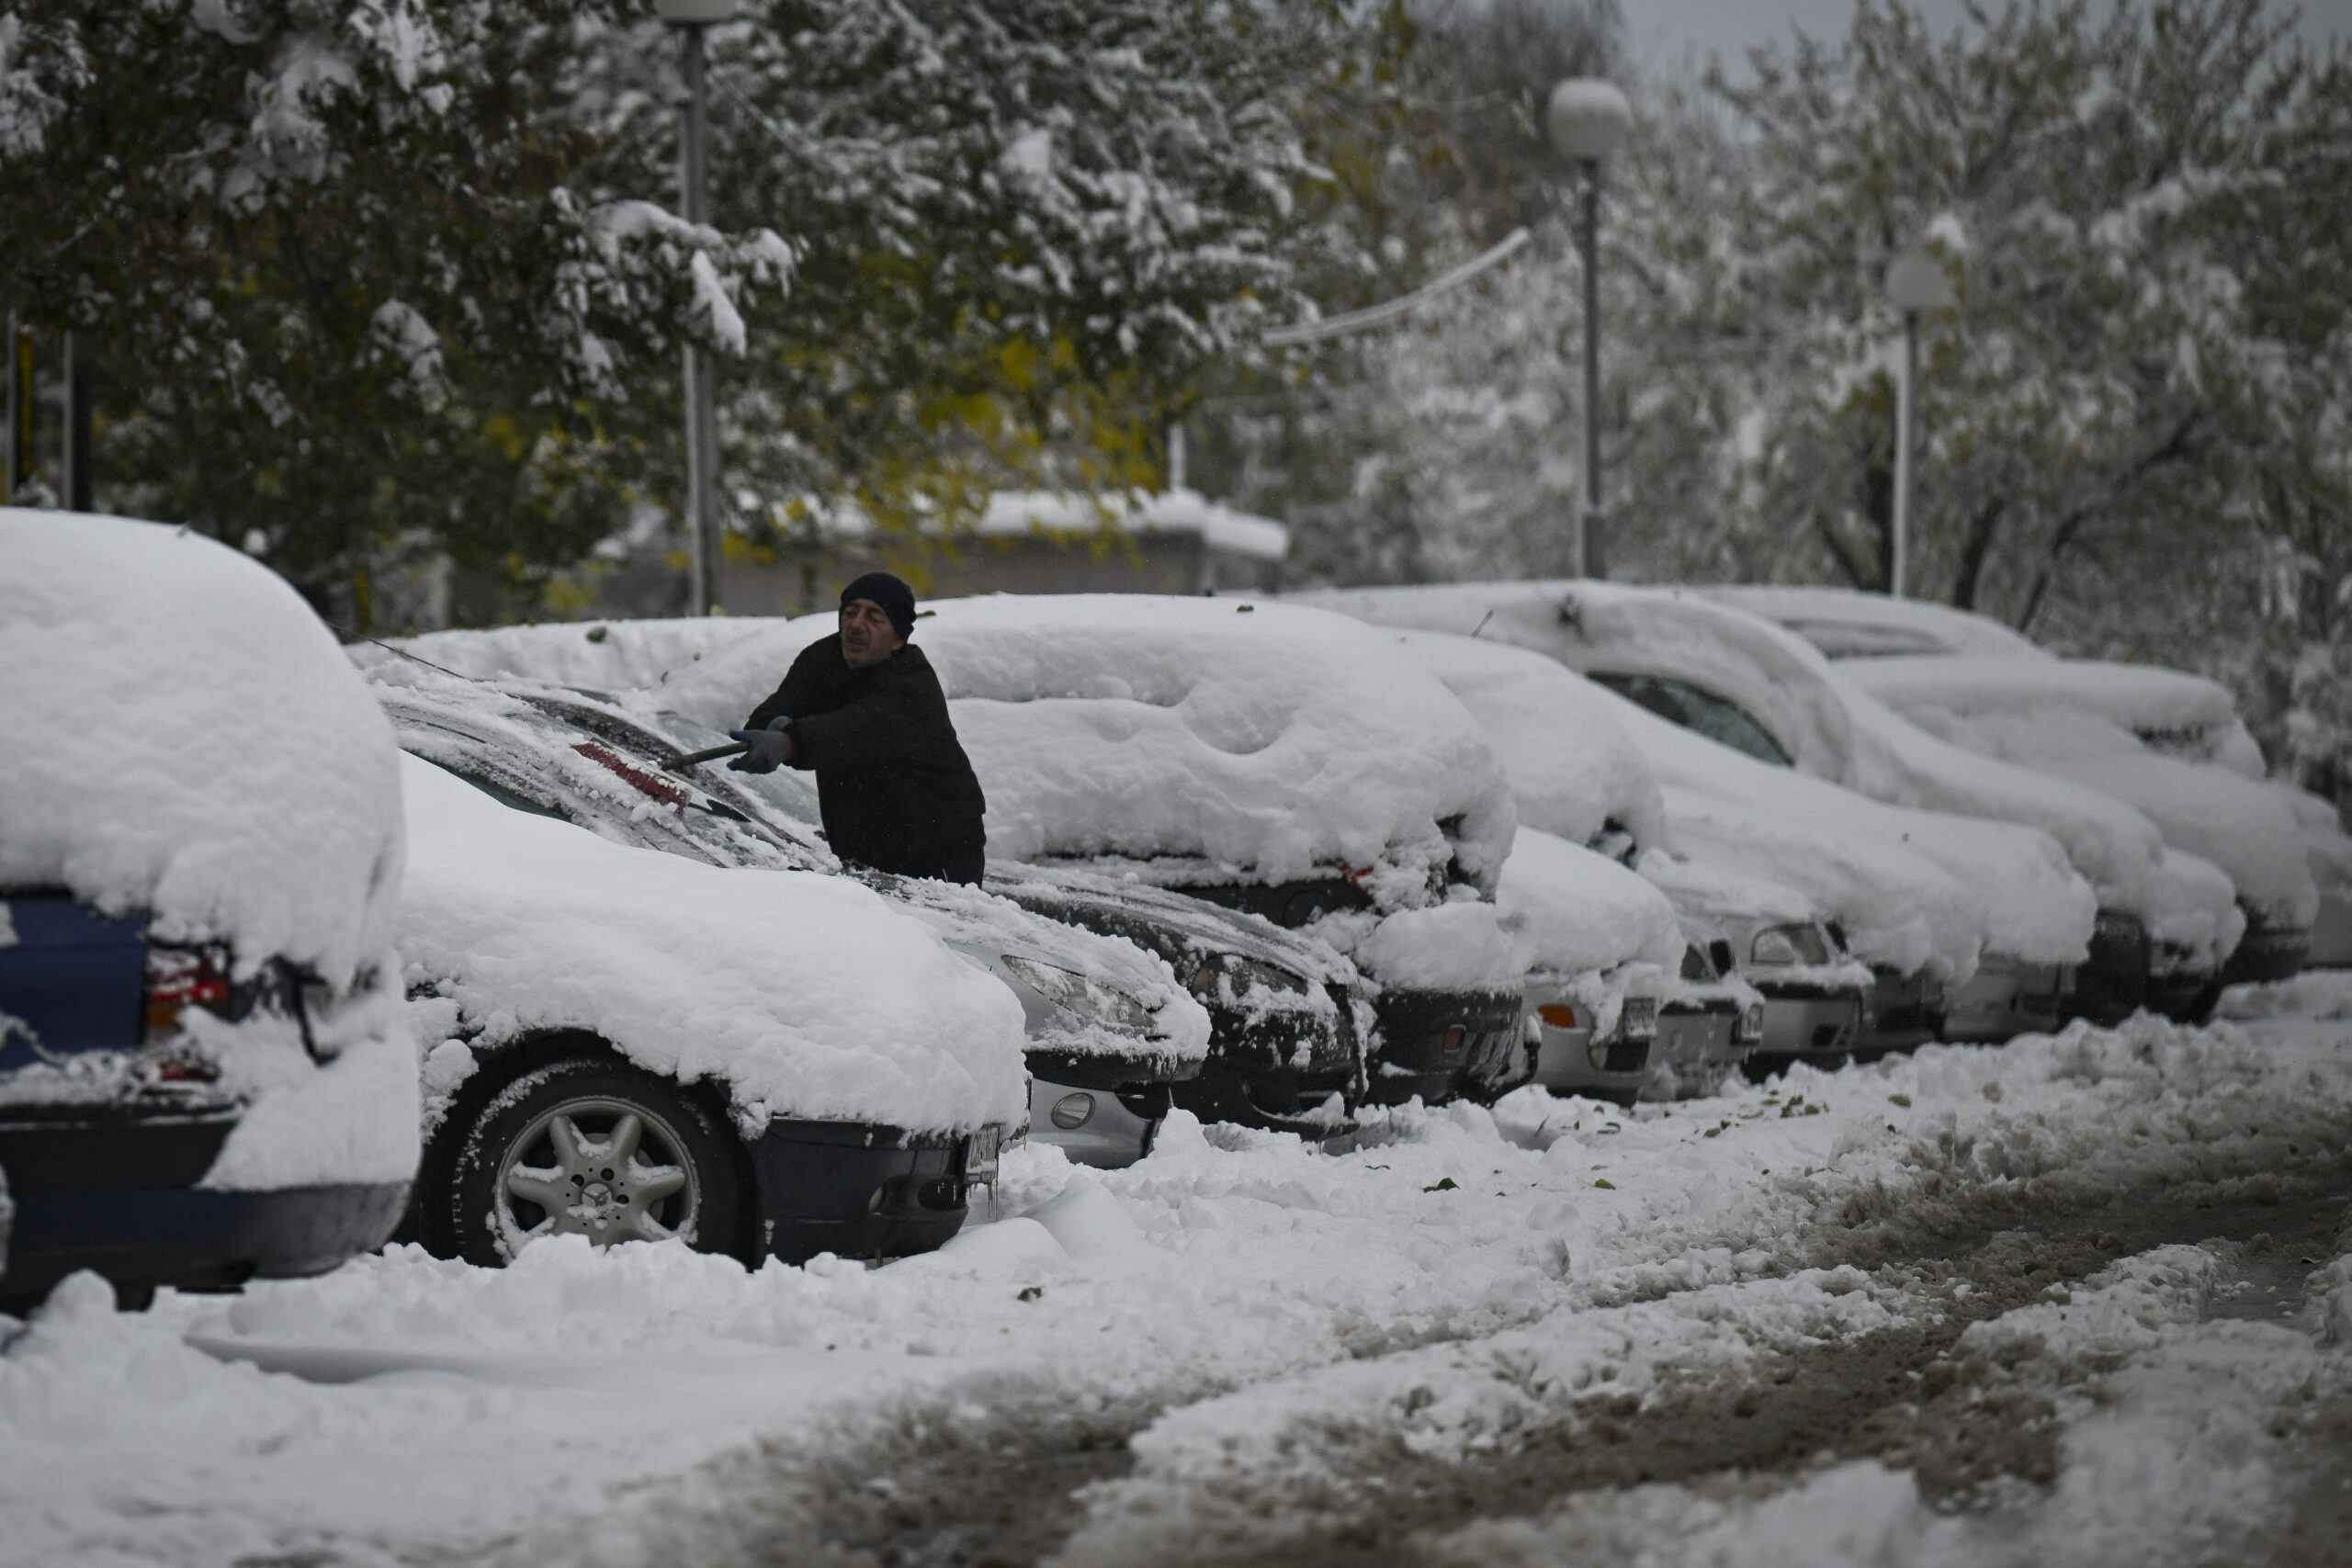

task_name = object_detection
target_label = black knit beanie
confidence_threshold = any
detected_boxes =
[840,571,917,638]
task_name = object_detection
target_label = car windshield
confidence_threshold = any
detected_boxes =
[1588,672,1792,767]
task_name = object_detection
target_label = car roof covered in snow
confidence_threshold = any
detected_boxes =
[1699,586,2047,661]
[654,595,1520,902]
[1380,629,1668,859]
[1843,659,2314,927]
[363,617,763,694]
[2,510,405,987]
[1840,654,2258,766]
[398,753,1030,1133]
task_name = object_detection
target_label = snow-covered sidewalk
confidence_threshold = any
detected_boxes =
[4,1010,2349,1566]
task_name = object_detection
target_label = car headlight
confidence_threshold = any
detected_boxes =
[1049,1092,1096,1131]
[1750,923,1830,966]
[1001,954,1155,1033]
[1185,953,1311,1008]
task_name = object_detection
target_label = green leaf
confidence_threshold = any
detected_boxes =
[1423,1177,1458,1192]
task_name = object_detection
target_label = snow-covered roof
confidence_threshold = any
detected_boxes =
[657,595,1518,900]
[1700,585,2046,661]
[1855,673,2316,927]
[1842,654,2262,771]
[1382,628,1668,857]
[1,510,405,988]
[362,618,763,693]
[820,488,1290,563]
[397,754,1030,1133]
[1293,580,2173,941]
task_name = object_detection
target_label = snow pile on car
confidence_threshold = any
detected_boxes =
[1847,656,2318,927]
[1603,687,2105,974]
[0,510,404,988]
[1495,828,1684,977]
[365,617,763,693]
[1385,629,1668,854]
[397,755,1029,1132]
[1294,580,2203,953]
[662,597,1516,897]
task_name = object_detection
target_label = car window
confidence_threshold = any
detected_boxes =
[1589,671,1792,767]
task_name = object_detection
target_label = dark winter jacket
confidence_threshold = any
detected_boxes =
[746,635,987,879]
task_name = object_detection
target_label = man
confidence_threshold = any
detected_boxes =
[728,572,989,884]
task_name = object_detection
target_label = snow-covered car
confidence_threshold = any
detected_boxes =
[357,657,1211,1168]
[1638,852,1877,1073]
[1296,581,2240,1031]
[1364,625,1899,1066]
[985,863,1372,1135]
[1708,585,2352,985]
[1496,827,1748,1100]
[652,596,1530,1110]
[1,512,417,1310]
[396,754,1027,1265]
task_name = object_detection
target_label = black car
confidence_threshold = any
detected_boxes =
[986,863,1370,1136]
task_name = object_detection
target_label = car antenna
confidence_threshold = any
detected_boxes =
[369,638,474,682]
[1469,609,1495,639]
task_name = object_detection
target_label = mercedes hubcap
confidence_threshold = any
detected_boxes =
[494,1096,698,1255]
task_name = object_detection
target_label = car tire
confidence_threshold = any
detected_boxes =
[439,1055,748,1269]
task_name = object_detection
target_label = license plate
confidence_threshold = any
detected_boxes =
[965,1126,1001,1183]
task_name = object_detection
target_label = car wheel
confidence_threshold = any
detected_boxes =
[445,1056,747,1268]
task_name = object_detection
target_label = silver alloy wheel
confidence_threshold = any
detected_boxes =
[492,1094,701,1255]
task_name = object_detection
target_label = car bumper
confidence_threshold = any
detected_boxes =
[1365,987,1527,1107]
[744,1118,982,1266]
[1855,968,1945,1056]
[1944,957,2064,1043]
[0,1102,409,1309]
[1030,1077,1162,1168]
[1645,1005,1745,1099]
[2221,912,2310,987]
[1757,990,1863,1060]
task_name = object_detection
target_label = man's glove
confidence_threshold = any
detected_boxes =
[727,717,794,773]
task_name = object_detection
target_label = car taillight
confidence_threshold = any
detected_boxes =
[1441,1024,1467,1054]
[145,946,232,1047]
[1537,1004,1578,1030]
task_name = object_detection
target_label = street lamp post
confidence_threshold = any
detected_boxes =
[659,0,736,617]
[1884,247,1952,600]
[1546,78,1632,579]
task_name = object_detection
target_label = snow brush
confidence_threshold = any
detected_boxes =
[662,741,750,773]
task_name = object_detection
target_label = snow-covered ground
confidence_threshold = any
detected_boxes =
[5,1002,2350,1566]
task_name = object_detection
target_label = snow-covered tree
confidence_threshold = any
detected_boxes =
[1,3,790,625]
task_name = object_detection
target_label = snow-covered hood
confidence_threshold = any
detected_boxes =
[364,660,1207,1070]
[396,754,1030,1134]
[1851,659,2315,927]
[1634,851,1871,993]
[1,510,404,989]
[1496,828,1684,979]
[1294,580,2163,938]
[657,596,1519,899]
[1385,629,1668,856]
[1604,687,2103,974]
